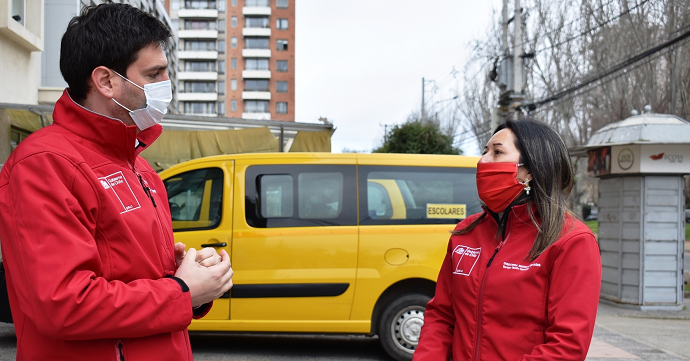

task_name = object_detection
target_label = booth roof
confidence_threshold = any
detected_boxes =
[587,113,690,146]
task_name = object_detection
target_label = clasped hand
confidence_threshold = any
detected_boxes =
[173,242,234,308]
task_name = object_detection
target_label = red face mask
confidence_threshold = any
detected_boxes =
[476,162,530,213]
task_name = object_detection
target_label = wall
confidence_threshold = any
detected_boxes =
[0,36,41,104]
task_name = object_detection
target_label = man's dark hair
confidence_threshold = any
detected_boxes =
[60,3,172,100]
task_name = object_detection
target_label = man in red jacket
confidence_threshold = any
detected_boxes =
[0,3,234,360]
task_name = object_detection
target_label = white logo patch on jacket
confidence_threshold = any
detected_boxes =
[452,245,481,276]
[98,171,141,214]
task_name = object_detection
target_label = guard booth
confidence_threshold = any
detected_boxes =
[583,110,689,310]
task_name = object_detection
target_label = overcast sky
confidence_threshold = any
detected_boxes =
[295,0,498,155]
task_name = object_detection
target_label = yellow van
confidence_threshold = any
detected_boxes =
[159,153,480,361]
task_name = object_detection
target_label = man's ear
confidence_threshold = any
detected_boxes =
[90,66,117,98]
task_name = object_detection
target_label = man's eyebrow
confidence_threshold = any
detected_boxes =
[143,65,167,73]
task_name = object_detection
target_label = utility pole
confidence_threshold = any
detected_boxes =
[491,0,511,133]
[511,0,524,118]
[421,77,425,123]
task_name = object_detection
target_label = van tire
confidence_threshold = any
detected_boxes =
[378,293,430,361]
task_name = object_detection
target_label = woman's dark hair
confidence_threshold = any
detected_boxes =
[454,118,574,261]
[60,3,172,101]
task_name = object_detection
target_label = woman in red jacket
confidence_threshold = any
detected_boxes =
[415,119,601,361]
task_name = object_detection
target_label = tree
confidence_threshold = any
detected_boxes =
[374,112,462,155]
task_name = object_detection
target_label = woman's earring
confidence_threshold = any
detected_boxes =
[524,179,531,195]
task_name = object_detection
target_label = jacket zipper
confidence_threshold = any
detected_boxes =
[117,339,125,361]
[129,162,173,263]
[473,215,513,361]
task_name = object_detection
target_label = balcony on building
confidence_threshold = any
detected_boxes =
[178,29,219,39]
[179,51,218,60]
[178,72,219,80]
[242,70,270,79]
[178,9,219,18]
[242,28,271,37]
[242,91,271,100]
[242,49,271,58]
[242,112,271,120]
[178,92,219,101]
[242,7,271,16]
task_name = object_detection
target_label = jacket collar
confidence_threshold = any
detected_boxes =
[484,201,538,228]
[52,89,162,166]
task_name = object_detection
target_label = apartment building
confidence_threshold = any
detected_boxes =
[167,0,295,121]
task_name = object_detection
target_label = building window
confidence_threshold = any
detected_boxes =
[245,16,269,28]
[276,60,288,72]
[245,58,269,70]
[184,102,216,115]
[276,81,288,93]
[245,38,269,49]
[218,19,225,32]
[276,19,288,30]
[218,60,225,74]
[231,0,237,6]
[277,39,288,51]
[276,102,288,114]
[276,0,288,8]
[218,39,225,53]
[231,37,237,48]
[9,127,30,152]
[172,19,180,30]
[218,101,225,116]
[185,61,216,72]
[245,100,269,113]
[217,81,225,95]
[231,100,237,111]
[185,40,216,51]
[245,79,269,91]
[231,79,237,90]
[182,81,215,93]
[231,57,237,69]
[185,20,216,30]
[245,0,269,6]
[231,16,237,28]
[218,0,225,12]
[184,0,217,10]
[171,0,180,10]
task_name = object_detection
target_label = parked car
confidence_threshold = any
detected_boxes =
[585,207,598,221]
[685,209,690,223]
[159,152,480,361]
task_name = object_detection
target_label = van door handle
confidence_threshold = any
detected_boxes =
[200,242,227,248]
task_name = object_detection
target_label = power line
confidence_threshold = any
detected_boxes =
[531,35,690,114]
[525,24,690,109]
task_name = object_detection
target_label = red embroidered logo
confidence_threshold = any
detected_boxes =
[452,245,481,276]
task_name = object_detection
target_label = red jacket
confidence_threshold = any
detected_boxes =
[415,204,601,361]
[0,90,198,360]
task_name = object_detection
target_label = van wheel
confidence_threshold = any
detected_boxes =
[378,293,430,361]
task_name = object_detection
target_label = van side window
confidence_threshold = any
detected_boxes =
[260,174,293,218]
[298,172,343,219]
[367,182,393,219]
[164,167,224,231]
[359,166,481,225]
[246,165,356,228]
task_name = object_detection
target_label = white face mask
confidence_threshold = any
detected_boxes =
[111,71,172,130]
